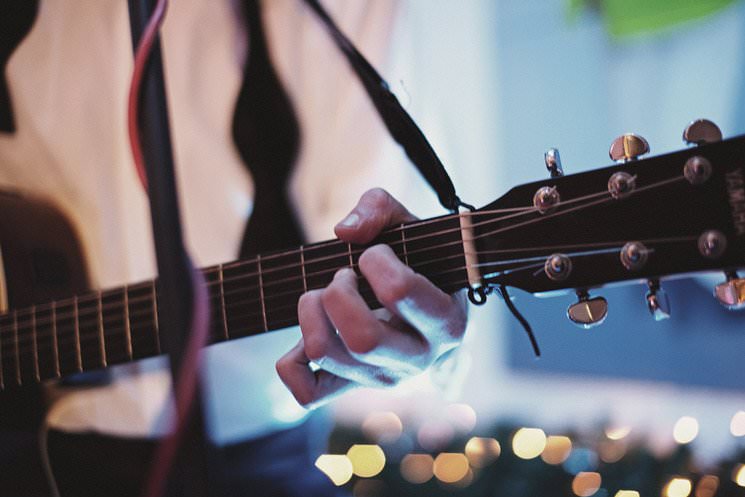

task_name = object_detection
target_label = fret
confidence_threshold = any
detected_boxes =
[52,304,60,377]
[347,242,354,269]
[11,308,36,383]
[13,311,21,383]
[400,224,410,267]
[72,297,82,371]
[14,308,39,382]
[218,265,229,339]
[261,250,304,331]
[127,284,160,359]
[31,306,39,381]
[257,256,268,332]
[0,313,17,386]
[123,285,133,360]
[304,241,348,290]
[300,246,308,292]
[204,267,228,342]
[222,260,263,338]
[35,305,59,379]
[151,281,161,354]
[54,300,80,376]
[402,216,467,293]
[97,291,107,365]
[101,288,128,365]
[76,293,106,370]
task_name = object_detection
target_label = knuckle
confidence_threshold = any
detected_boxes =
[320,284,343,309]
[345,331,380,356]
[302,334,328,363]
[376,270,414,307]
[361,188,392,211]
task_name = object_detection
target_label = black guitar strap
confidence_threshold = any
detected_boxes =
[301,0,471,213]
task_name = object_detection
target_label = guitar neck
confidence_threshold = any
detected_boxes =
[0,213,469,389]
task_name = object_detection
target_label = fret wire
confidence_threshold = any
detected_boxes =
[51,302,60,377]
[151,281,161,354]
[347,242,353,269]
[31,305,39,381]
[73,296,82,372]
[300,246,308,293]
[97,291,107,366]
[13,310,20,384]
[400,224,409,266]
[257,255,268,332]
[124,285,133,360]
[218,264,229,340]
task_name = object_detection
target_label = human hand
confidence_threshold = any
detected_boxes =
[276,188,468,408]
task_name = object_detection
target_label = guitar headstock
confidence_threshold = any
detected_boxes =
[472,120,745,327]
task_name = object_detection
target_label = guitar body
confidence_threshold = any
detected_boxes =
[0,190,89,496]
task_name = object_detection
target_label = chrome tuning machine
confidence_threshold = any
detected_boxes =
[567,290,608,328]
[544,148,564,178]
[609,134,649,162]
[714,271,745,310]
[683,119,722,146]
[645,280,670,321]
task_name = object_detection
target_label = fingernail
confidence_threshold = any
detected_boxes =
[338,212,360,228]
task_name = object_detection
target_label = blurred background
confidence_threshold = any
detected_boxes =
[316,1,745,496]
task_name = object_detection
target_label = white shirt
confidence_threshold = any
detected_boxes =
[0,0,438,445]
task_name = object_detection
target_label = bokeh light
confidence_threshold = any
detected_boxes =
[664,477,692,497]
[445,403,477,433]
[598,440,626,464]
[605,426,632,441]
[362,411,403,444]
[400,454,434,484]
[512,428,547,460]
[572,471,601,497]
[347,444,386,478]
[614,491,640,497]
[673,417,699,444]
[541,436,572,465]
[353,479,386,497]
[695,475,719,497]
[733,464,745,487]
[464,437,501,468]
[315,454,354,486]
[433,453,470,483]
[730,411,745,437]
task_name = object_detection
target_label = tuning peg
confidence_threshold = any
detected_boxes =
[609,133,650,162]
[645,280,670,321]
[567,290,608,328]
[714,271,745,310]
[544,148,564,177]
[683,119,722,145]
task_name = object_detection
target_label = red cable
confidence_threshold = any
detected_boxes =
[127,2,212,497]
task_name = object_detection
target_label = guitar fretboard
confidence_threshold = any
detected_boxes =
[0,214,468,389]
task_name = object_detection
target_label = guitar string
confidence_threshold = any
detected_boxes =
[0,173,697,361]
[2,234,700,362]
[1,172,689,329]
[0,171,695,350]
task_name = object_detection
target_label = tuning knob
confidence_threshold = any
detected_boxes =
[567,290,608,328]
[714,272,745,310]
[645,280,671,321]
[609,134,650,162]
[545,148,564,177]
[683,119,722,145]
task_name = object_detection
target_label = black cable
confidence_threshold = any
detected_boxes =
[498,284,541,357]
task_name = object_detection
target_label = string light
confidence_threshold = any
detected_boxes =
[347,445,386,478]
[695,475,719,497]
[733,464,745,487]
[664,477,692,497]
[433,453,470,483]
[572,472,601,497]
[673,417,699,444]
[400,454,434,484]
[614,491,640,497]
[315,454,354,486]
[730,411,745,437]
[465,437,501,468]
[512,428,547,460]
[541,436,572,465]
[362,411,403,444]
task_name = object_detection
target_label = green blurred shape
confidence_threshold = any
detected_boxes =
[569,0,737,37]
